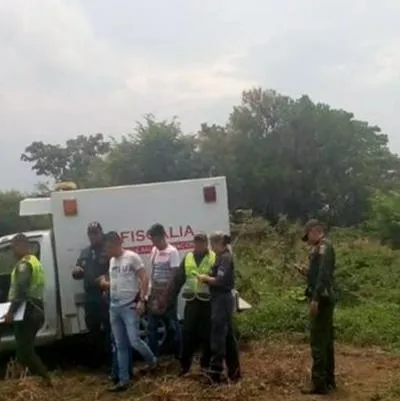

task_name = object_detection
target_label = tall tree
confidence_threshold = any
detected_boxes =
[105,114,201,185]
[224,88,400,224]
[21,134,110,188]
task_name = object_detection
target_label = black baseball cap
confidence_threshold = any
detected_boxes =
[87,222,103,234]
[302,219,323,242]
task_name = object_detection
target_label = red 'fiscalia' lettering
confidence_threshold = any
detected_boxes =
[125,240,194,255]
[120,225,194,243]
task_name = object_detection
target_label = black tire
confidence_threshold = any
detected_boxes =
[139,316,168,353]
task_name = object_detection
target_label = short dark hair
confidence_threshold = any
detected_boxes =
[193,232,208,243]
[104,231,122,244]
[12,233,29,245]
[147,223,166,238]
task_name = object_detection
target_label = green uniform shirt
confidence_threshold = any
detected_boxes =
[306,237,335,302]
[8,254,45,315]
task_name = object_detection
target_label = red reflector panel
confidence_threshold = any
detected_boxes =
[203,186,216,203]
[63,198,78,216]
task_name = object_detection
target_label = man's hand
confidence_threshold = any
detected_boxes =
[294,263,308,276]
[97,275,110,291]
[309,301,319,317]
[136,300,146,316]
[72,266,84,280]
[197,274,209,283]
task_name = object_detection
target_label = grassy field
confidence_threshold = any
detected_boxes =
[2,341,400,401]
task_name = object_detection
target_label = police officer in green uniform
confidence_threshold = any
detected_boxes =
[172,233,216,377]
[302,219,336,395]
[1,233,51,386]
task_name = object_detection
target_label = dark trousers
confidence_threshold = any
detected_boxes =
[209,293,241,382]
[180,299,211,371]
[14,303,49,380]
[148,306,182,358]
[310,300,335,390]
[85,300,112,369]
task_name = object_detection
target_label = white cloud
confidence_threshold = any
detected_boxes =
[0,0,400,189]
[0,0,254,119]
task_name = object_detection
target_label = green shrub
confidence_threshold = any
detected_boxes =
[233,218,400,348]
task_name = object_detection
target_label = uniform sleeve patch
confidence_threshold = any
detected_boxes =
[17,262,28,273]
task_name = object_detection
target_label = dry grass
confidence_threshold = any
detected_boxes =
[1,341,400,401]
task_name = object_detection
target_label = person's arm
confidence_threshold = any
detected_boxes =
[132,253,149,301]
[162,248,181,299]
[8,262,33,315]
[72,249,87,280]
[199,254,232,289]
[165,259,186,306]
[312,242,333,302]
[174,259,186,294]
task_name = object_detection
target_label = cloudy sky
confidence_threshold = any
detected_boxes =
[1,0,399,191]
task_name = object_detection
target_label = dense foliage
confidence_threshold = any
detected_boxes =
[18,88,400,228]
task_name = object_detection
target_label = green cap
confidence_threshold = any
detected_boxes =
[302,219,323,242]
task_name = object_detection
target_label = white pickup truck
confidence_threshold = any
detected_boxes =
[0,176,250,353]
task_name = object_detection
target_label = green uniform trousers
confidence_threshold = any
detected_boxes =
[310,300,335,390]
[14,303,49,380]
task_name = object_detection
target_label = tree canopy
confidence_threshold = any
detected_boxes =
[6,87,399,238]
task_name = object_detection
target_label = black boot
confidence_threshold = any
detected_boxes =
[327,377,336,390]
[301,386,329,395]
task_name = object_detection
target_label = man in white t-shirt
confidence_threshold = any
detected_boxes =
[146,223,182,359]
[101,231,157,393]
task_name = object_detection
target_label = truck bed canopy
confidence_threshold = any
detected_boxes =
[20,198,51,216]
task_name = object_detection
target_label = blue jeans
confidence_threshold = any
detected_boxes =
[148,308,182,358]
[110,304,156,385]
[110,332,133,381]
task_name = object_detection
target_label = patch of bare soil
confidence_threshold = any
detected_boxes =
[1,341,400,401]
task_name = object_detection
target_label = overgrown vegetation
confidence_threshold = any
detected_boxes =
[234,216,400,348]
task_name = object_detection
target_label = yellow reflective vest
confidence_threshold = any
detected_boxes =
[8,254,45,301]
[182,251,216,301]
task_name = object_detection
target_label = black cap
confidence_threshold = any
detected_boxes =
[301,219,323,242]
[194,232,208,243]
[147,223,166,238]
[87,221,103,234]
